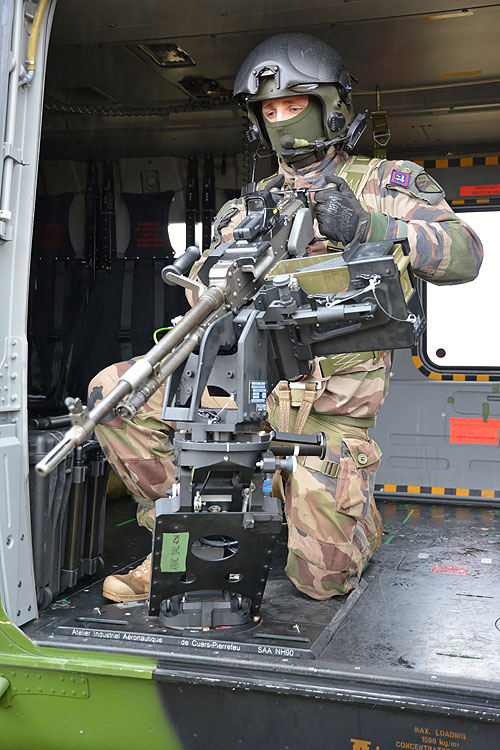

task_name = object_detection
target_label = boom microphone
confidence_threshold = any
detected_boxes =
[280,135,310,150]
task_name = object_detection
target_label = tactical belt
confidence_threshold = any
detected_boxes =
[319,350,383,378]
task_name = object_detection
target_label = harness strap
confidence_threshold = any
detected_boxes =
[335,154,381,198]
[302,455,340,477]
[294,382,318,435]
[276,381,291,432]
[119,258,135,361]
[324,155,382,252]
[51,260,66,337]
[276,381,322,437]
[153,258,165,334]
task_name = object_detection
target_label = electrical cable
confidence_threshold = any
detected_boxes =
[153,326,172,344]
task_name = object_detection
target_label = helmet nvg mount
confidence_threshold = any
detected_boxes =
[234,33,367,161]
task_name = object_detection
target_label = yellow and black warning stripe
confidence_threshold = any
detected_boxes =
[415,155,500,206]
[375,483,500,500]
[449,198,499,206]
[414,155,499,169]
[411,349,495,382]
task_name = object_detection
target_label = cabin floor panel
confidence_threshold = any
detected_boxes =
[22,499,500,689]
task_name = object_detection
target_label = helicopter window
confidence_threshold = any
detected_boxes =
[424,209,500,371]
[168,222,203,257]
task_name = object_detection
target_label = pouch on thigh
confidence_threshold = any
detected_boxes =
[284,464,361,596]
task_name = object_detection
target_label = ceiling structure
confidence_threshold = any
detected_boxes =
[42,1,500,160]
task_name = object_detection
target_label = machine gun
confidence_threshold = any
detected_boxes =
[34,188,318,476]
[36,186,424,631]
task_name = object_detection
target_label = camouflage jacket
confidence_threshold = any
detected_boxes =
[208,150,483,284]
[190,150,483,422]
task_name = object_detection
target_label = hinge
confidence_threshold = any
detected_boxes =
[0,338,23,411]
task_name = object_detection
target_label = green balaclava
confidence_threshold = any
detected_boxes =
[263,98,325,163]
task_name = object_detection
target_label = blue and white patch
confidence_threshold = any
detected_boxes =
[389,169,411,188]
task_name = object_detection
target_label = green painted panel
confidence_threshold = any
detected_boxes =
[0,600,155,679]
[0,670,182,750]
[0,676,8,699]
[0,600,183,747]
[0,669,89,707]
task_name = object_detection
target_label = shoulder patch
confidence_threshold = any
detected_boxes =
[389,168,411,188]
[385,161,445,205]
[415,172,443,194]
[410,170,445,205]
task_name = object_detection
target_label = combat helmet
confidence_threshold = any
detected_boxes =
[234,33,366,160]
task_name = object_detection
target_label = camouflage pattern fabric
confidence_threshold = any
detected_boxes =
[267,378,384,599]
[201,149,483,285]
[308,351,392,423]
[87,361,174,510]
[136,504,155,532]
[90,147,482,599]
[285,468,382,598]
[362,158,483,284]
[87,364,236,532]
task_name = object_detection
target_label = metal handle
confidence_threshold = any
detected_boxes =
[162,246,201,284]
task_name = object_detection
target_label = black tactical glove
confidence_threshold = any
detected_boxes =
[314,175,371,245]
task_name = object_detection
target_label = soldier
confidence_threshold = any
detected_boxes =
[90,33,483,603]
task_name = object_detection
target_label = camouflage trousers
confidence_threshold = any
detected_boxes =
[88,361,175,533]
[88,362,382,600]
[267,393,383,599]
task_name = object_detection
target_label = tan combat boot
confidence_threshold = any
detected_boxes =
[102,554,152,602]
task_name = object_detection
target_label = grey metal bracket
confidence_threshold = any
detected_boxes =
[2,141,26,166]
[0,337,22,413]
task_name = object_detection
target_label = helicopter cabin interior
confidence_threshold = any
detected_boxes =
[1,1,500,748]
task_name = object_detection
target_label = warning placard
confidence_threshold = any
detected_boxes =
[449,417,500,444]
[431,563,469,575]
[459,184,500,197]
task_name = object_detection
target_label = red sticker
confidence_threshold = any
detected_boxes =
[449,417,500,445]
[389,169,411,187]
[432,564,469,575]
[460,184,500,197]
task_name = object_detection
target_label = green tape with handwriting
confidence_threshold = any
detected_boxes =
[161,532,189,572]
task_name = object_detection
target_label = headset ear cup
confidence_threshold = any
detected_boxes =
[327,111,346,134]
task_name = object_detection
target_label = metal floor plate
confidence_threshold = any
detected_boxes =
[23,499,500,684]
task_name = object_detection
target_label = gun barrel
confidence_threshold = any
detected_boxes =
[35,423,92,476]
[142,286,224,367]
[35,286,226,475]
[116,328,204,420]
